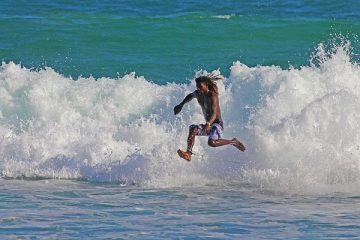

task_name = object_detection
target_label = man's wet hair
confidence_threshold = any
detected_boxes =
[195,74,223,94]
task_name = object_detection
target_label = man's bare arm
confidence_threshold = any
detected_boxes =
[174,91,197,115]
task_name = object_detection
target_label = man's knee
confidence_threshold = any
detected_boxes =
[189,125,198,133]
[208,139,216,147]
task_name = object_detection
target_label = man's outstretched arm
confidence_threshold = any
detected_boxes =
[174,91,197,115]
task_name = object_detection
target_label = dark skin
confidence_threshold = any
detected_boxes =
[174,81,245,161]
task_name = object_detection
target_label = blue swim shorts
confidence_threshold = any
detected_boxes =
[189,122,223,140]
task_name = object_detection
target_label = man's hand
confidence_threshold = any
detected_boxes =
[204,122,212,133]
[174,104,182,115]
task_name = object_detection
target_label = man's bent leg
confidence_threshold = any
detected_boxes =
[207,124,245,151]
[208,138,232,147]
[208,138,245,152]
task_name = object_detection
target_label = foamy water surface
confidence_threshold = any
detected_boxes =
[1,42,360,195]
[1,179,359,239]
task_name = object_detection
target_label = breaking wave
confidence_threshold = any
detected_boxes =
[1,39,360,193]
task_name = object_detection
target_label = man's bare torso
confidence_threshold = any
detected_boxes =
[195,90,222,124]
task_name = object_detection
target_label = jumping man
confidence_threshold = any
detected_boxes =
[174,75,245,161]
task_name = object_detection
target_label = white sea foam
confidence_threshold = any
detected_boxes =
[212,14,235,20]
[1,40,360,193]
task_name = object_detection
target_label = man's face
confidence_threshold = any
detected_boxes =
[196,82,208,94]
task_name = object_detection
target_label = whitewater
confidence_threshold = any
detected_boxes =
[0,41,359,194]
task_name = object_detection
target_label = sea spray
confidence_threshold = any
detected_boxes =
[1,40,360,193]
[233,40,360,193]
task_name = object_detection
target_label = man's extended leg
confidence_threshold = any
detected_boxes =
[186,125,198,153]
[178,125,199,161]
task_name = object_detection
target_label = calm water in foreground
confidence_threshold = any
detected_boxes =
[0,180,359,239]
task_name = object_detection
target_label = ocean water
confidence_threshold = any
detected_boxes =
[1,0,360,239]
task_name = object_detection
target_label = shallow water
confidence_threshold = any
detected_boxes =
[0,180,359,239]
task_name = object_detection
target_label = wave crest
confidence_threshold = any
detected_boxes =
[1,40,360,193]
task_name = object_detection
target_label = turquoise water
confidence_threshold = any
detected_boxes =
[1,1,360,82]
[2,0,360,239]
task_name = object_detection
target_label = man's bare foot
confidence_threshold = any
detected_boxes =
[177,149,192,161]
[231,138,246,152]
